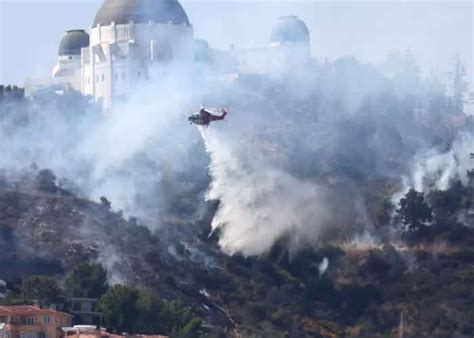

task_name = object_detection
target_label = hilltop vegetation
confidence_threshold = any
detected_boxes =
[0,167,473,337]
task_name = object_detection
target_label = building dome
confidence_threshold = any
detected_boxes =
[58,30,90,56]
[93,0,190,27]
[271,16,309,44]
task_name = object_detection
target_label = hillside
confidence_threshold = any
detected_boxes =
[1,173,473,338]
[1,46,473,338]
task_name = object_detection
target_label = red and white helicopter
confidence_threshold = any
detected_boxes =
[188,107,228,127]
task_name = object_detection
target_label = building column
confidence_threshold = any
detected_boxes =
[91,26,96,98]
[104,42,113,110]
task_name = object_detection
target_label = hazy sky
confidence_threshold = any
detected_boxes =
[0,0,472,85]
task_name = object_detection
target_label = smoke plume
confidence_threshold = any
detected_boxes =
[1,46,472,258]
[200,127,333,255]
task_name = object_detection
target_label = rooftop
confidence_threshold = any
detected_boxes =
[58,30,90,56]
[271,15,310,43]
[93,0,190,27]
[0,305,73,317]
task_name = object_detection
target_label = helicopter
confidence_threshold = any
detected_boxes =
[188,107,228,127]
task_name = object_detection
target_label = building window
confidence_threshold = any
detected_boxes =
[81,302,93,312]
[96,74,99,82]
[137,71,141,78]
[26,317,35,325]
[101,74,105,82]
[44,316,50,324]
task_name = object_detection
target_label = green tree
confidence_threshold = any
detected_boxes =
[374,198,394,226]
[22,276,61,306]
[428,180,464,216]
[98,285,202,335]
[1,293,32,306]
[35,169,57,192]
[65,262,108,298]
[159,300,193,334]
[248,302,268,322]
[171,317,203,338]
[98,285,139,333]
[100,196,111,210]
[134,288,161,333]
[396,189,433,232]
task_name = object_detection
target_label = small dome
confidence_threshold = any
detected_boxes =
[271,16,310,44]
[93,0,190,27]
[58,30,89,56]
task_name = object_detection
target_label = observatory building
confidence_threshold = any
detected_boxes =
[232,15,312,74]
[45,0,313,109]
[53,29,90,91]
[53,0,194,108]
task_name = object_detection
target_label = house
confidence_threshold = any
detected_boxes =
[67,299,101,326]
[0,305,73,338]
[62,325,168,338]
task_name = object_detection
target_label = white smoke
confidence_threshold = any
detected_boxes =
[341,230,383,251]
[0,63,206,226]
[200,126,333,256]
[410,132,473,192]
[97,245,126,285]
[318,257,329,276]
[1,43,471,259]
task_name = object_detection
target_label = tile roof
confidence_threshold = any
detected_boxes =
[0,305,72,317]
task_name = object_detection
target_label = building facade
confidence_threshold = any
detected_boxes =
[66,299,101,327]
[62,325,167,338]
[52,30,90,92]
[0,305,73,338]
[45,0,313,109]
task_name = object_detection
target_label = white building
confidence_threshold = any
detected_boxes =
[47,0,313,110]
[52,0,194,109]
[232,16,312,74]
[53,29,90,92]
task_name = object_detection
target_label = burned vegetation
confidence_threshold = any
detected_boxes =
[1,54,474,337]
[1,161,473,337]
